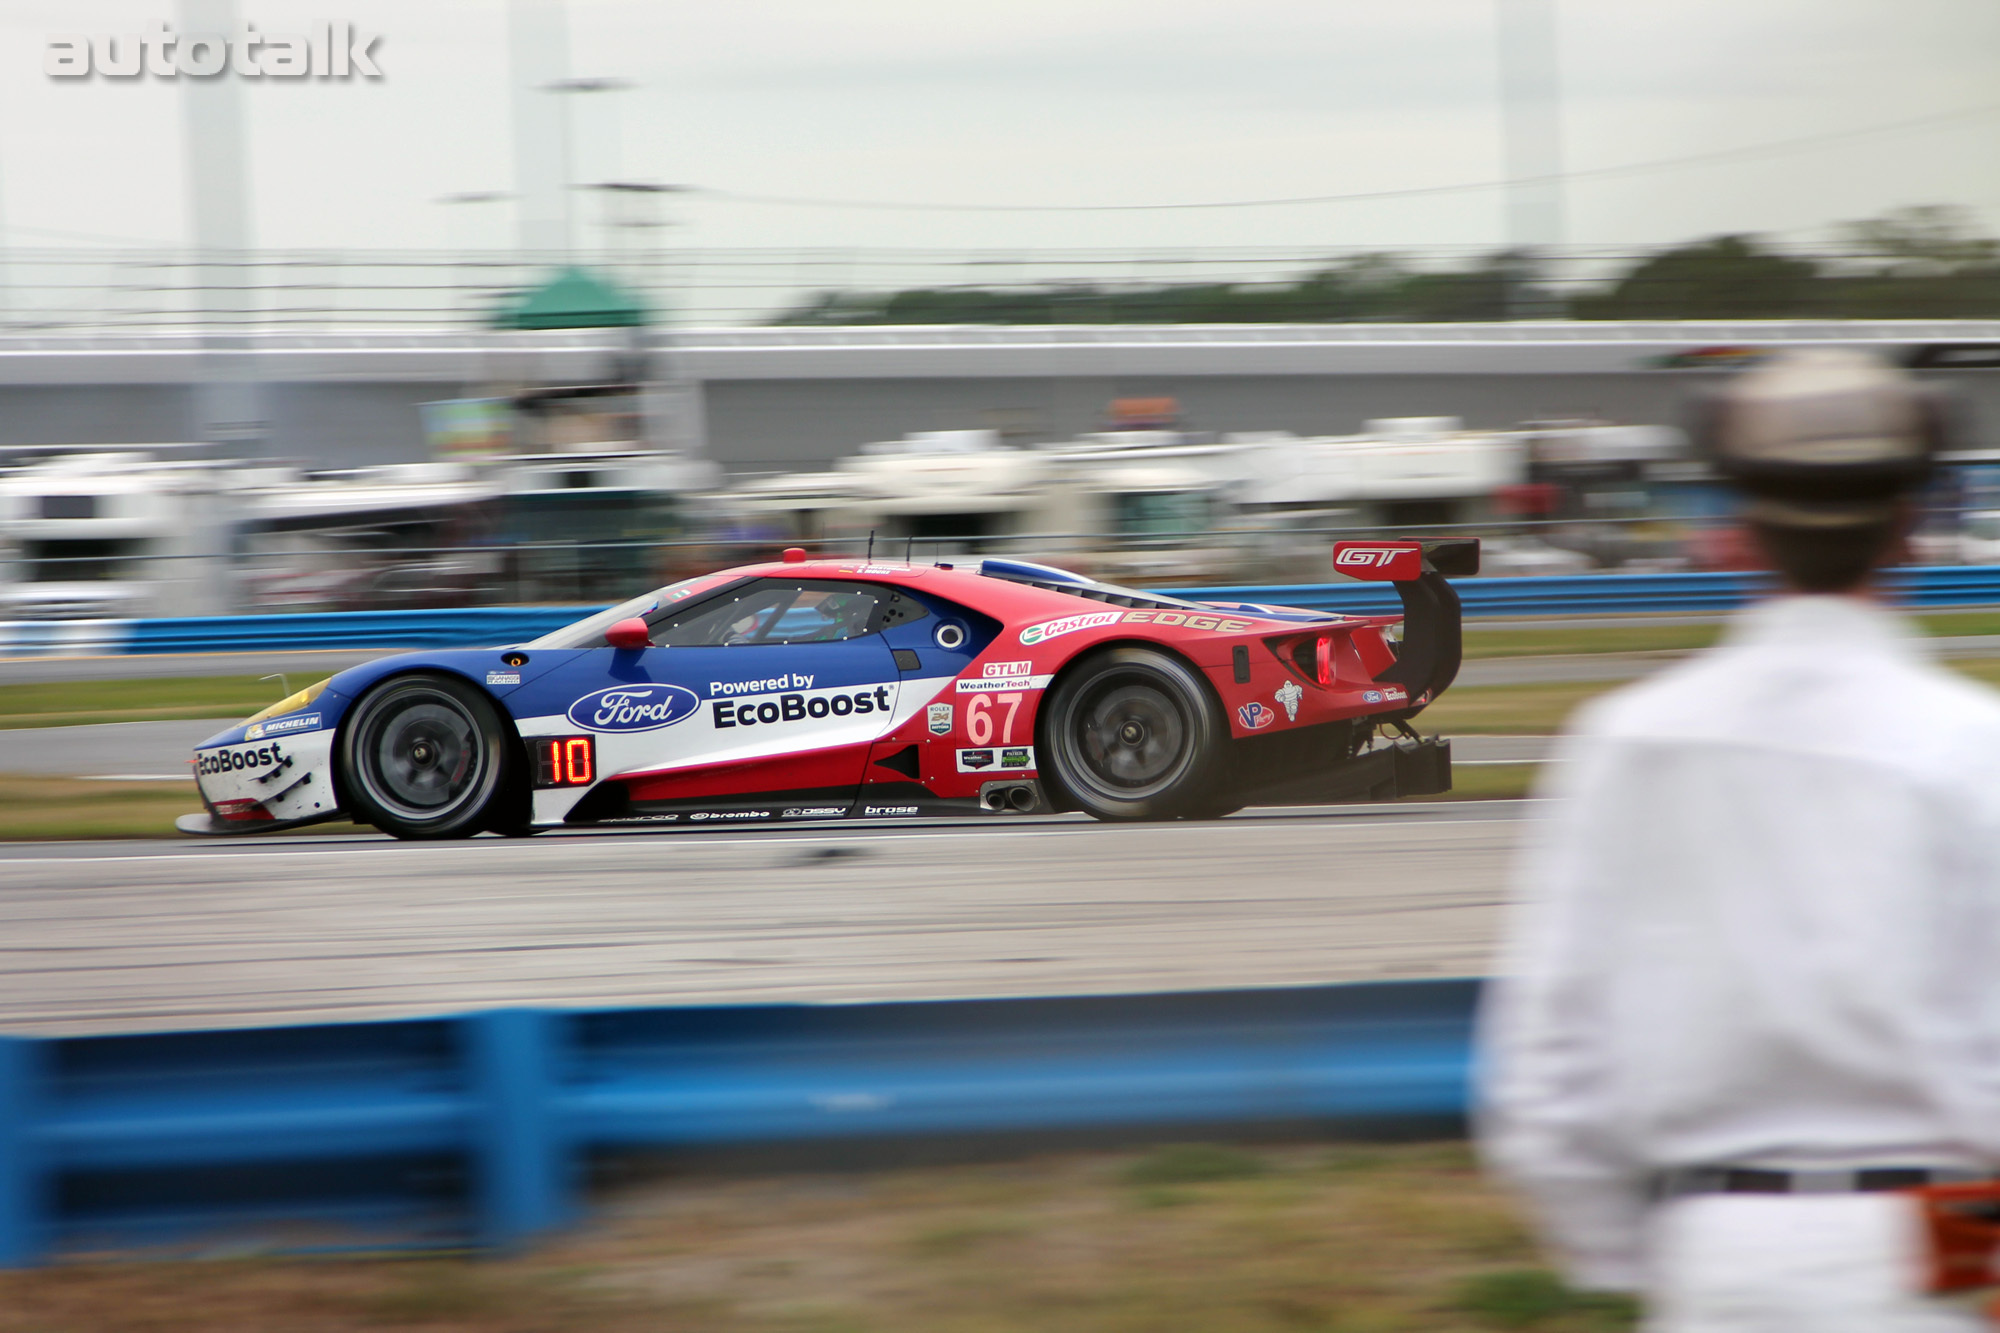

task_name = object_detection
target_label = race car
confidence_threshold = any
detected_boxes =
[178,539,1478,839]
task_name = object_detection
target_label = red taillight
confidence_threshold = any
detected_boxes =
[1281,633,1341,687]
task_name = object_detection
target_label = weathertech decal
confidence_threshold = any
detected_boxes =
[957,674,1052,693]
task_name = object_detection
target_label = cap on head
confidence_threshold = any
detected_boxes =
[1698,348,1947,527]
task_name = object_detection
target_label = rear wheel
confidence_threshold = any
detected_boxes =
[338,673,509,840]
[1040,647,1228,821]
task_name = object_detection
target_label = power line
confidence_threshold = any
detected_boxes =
[694,100,2000,215]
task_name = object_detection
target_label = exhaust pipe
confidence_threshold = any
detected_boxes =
[979,781,1040,814]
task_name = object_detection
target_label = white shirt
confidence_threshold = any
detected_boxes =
[1478,594,2000,1292]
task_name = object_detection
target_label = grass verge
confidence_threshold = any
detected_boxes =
[0,777,368,841]
[0,1140,1636,1333]
[0,676,294,730]
[1456,607,2000,660]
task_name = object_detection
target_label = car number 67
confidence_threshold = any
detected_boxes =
[966,691,1024,746]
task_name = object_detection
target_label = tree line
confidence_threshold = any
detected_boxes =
[774,206,2000,325]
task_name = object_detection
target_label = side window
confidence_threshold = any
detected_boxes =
[648,581,909,647]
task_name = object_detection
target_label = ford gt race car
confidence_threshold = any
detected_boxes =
[178,539,1478,839]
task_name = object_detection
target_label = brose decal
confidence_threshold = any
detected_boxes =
[863,805,920,816]
[196,741,284,777]
[713,686,891,728]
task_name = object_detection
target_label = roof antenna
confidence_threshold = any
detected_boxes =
[904,533,914,561]
[866,529,875,561]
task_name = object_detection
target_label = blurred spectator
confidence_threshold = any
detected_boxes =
[1479,350,2000,1330]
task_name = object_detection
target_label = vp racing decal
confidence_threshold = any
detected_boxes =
[568,684,701,732]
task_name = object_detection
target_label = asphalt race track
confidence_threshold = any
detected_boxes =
[0,802,1531,1036]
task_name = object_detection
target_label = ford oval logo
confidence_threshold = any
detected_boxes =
[567,683,700,732]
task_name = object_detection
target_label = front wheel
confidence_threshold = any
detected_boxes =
[1040,647,1228,821]
[338,673,510,840]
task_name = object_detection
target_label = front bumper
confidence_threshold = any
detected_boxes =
[187,728,342,832]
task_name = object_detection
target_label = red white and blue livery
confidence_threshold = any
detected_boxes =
[179,540,1477,839]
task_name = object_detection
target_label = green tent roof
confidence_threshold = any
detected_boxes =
[495,265,649,330]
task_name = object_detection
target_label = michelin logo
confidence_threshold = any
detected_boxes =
[245,712,321,740]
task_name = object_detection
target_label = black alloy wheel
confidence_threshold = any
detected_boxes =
[338,673,510,839]
[1041,647,1228,821]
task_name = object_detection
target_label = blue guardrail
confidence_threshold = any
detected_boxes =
[6,565,2000,659]
[0,979,1478,1264]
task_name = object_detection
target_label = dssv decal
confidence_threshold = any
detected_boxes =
[568,684,701,732]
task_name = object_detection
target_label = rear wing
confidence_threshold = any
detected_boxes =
[1330,539,1481,714]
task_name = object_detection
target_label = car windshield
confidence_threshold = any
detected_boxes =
[520,576,715,650]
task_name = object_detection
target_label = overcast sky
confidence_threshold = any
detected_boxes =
[2,0,1997,264]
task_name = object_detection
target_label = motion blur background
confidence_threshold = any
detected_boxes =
[0,5,1997,1323]
[0,0,1993,620]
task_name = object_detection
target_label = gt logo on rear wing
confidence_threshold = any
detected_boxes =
[1331,542,1424,581]
[1330,539,1482,582]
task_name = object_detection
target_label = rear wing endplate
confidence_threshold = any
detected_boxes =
[1329,539,1481,714]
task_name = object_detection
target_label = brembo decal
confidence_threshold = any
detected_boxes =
[567,684,701,733]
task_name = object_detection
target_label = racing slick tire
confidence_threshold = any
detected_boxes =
[338,673,510,840]
[1040,646,1229,822]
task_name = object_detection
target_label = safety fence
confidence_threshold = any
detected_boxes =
[0,979,1476,1265]
[4,565,2000,659]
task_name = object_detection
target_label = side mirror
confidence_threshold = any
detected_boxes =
[604,617,651,651]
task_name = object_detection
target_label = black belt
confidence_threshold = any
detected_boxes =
[1654,1166,1997,1201]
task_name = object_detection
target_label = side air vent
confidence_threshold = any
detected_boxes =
[873,745,921,780]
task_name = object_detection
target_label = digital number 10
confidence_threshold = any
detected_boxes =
[534,735,595,787]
